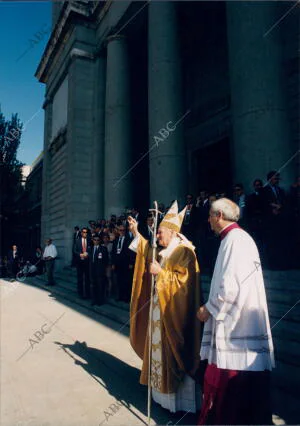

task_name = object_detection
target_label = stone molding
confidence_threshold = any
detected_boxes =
[48,126,67,155]
[70,48,94,61]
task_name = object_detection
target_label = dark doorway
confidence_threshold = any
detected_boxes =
[193,138,232,195]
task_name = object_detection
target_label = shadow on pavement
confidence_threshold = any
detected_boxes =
[53,340,198,426]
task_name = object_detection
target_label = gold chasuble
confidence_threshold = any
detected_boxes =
[130,234,201,396]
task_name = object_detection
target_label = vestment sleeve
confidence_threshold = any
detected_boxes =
[206,238,255,322]
[129,234,141,253]
[130,234,152,360]
[156,246,201,372]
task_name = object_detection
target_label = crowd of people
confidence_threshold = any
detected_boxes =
[1,170,298,300]
[1,170,299,424]
[183,171,299,272]
[70,170,299,306]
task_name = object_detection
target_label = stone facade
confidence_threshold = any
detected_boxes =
[36,1,299,268]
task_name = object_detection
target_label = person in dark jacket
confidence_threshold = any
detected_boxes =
[245,179,265,257]
[7,245,21,278]
[89,235,109,305]
[73,227,92,298]
[111,226,134,303]
[262,171,288,269]
[34,246,44,275]
[71,226,81,267]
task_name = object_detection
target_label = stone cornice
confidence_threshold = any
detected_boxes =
[35,2,92,82]
[70,48,94,61]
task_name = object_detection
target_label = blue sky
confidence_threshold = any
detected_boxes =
[0,1,52,165]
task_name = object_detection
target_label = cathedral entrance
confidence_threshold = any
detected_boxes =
[193,138,233,196]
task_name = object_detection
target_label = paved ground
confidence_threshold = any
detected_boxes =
[0,278,197,426]
[1,277,299,425]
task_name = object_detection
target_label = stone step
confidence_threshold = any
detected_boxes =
[274,338,300,367]
[268,302,300,323]
[272,360,300,396]
[35,273,77,293]
[26,276,130,329]
[271,319,300,343]
[264,269,300,283]
[96,303,129,327]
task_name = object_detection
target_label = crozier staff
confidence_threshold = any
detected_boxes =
[128,200,202,414]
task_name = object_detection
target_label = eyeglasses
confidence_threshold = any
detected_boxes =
[82,231,87,234]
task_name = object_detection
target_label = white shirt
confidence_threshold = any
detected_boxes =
[43,244,57,259]
[200,228,275,371]
[117,236,124,252]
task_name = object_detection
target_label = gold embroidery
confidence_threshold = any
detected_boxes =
[151,359,162,390]
[153,319,161,329]
[152,341,161,352]
[151,370,162,390]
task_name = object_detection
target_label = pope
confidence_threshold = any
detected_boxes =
[127,200,202,413]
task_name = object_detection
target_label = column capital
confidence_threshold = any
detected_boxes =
[106,34,127,45]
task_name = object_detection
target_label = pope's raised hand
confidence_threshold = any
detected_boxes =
[127,216,138,237]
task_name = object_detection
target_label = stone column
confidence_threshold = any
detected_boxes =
[65,52,99,266]
[104,35,132,217]
[226,2,293,190]
[41,100,52,246]
[148,1,187,207]
[94,53,106,217]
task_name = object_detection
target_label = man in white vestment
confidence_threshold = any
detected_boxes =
[197,198,275,425]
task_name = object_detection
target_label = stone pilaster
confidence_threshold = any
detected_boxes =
[104,35,132,216]
[65,53,99,265]
[148,1,187,207]
[226,1,293,189]
[41,100,52,246]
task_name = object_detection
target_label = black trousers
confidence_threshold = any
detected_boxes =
[91,270,107,304]
[116,265,132,303]
[76,261,90,298]
[45,259,55,285]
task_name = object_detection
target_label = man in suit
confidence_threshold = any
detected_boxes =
[263,171,286,216]
[246,179,265,256]
[139,214,155,242]
[111,225,134,303]
[262,171,288,269]
[90,235,109,305]
[7,244,20,278]
[233,183,246,224]
[181,194,198,243]
[74,227,91,298]
[195,191,210,269]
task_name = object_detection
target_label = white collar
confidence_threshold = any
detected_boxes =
[159,236,180,259]
[159,233,195,259]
